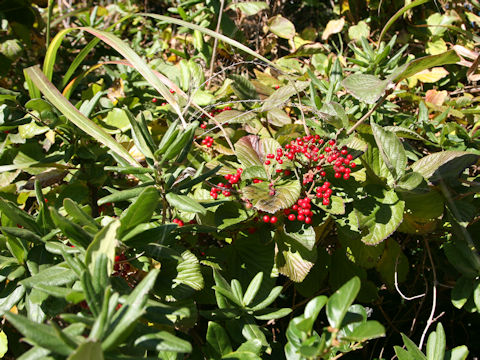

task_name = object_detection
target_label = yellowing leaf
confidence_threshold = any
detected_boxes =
[425,89,448,106]
[322,18,345,41]
[413,67,449,83]
[268,15,296,39]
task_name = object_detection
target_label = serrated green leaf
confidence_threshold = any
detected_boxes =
[371,123,407,181]
[243,179,301,214]
[342,74,390,104]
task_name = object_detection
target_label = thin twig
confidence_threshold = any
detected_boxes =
[418,237,438,350]
[207,0,226,86]
[394,256,425,301]
[346,93,389,135]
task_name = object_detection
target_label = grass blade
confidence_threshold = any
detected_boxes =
[24,65,139,166]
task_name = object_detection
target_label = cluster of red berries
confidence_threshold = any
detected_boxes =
[315,181,333,205]
[172,218,184,227]
[201,136,214,147]
[210,168,243,199]
[262,137,356,184]
[152,98,167,106]
[200,106,232,120]
[262,214,278,224]
[284,196,314,224]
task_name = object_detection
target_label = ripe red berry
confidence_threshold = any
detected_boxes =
[322,198,330,206]
[297,214,305,222]
[270,216,278,224]
[152,98,157,103]
[305,216,312,224]
[263,215,270,223]
[288,214,296,221]
[200,123,207,129]
[265,160,271,165]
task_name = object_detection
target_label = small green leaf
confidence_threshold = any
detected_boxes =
[268,15,296,39]
[253,307,292,320]
[371,123,407,181]
[342,320,385,342]
[229,75,258,101]
[85,220,119,275]
[206,322,233,357]
[243,272,263,307]
[426,323,446,360]
[165,193,206,215]
[445,346,469,360]
[134,331,192,353]
[229,2,268,16]
[67,341,104,360]
[451,276,473,309]
[120,186,159,233]
[0,331,7,358]
[401,333,427,360]
[342,74,390,104]
[50,208,93,248]
[326,276,361,329]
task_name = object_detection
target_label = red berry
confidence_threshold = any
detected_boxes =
[343,173,350,180]
[265,160,271,165]
[322,198,330,206]
[152,98,157,103]
[297,214,305,221]
[263,215,270,223]
[288,214,296,221]
[270,216,278,224]
[334,172,341,178]
[350,163,356,168]
[200,123,207,129]
[305,216,312,224]
[329,139,335,146]
[169,89,175,93]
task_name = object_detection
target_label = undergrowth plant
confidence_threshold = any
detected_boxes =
[0,0,479,359]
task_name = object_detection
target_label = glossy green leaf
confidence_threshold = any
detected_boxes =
[85,220,119,275]
[253,307,292,320]
[50,208,92,248]
[243,272,263,307]
[67,341,104,360]
[120,186,159,233]
[165,193,206,215]
[426,323,446,360]
[102,269,159,351]
[445,346,469,360]
[4,312,74,356]
[134,331,192,353]
[342,320,385,342]
[206,322,233,357]
[0,331,7,358]
[63,199,99,230]
[21,264,76,288]
[401,333,427,360]
[451,276,474,309]
[326,276,361,329]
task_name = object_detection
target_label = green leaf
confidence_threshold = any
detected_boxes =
[85,220,119,275]
[120,186,159,233]
[268,15,296,39]
[229,2,268,16]
[401,333,427,360]
[134,331,192,353]
[0,331,7,358]
[102,269,159,351]
[371,123,407,181]
[243,272,263,307]
[375,239,409,289]
[445,346,469,360]
[229,75,258,101]
[426,323,446,360]
[410,151,478,183]
[326,276,361,329]
[63,199,99,230]
[206,322,233,357]
[261,81,310,112]
[67,341,104,360]
[395,346,415,360]
[451,276,474,309]
[243,179,301,214]
[342,74,390,104]
[354,187,405,245]
[215,202,249,230]
[21,264,76,288]
[296,295,328,333]
[250,286,283,311]
[474,280,480,313]
[173,250,204,299]
[318,102,349,129]
[24,66,140,167]
[393,50,461,83]
[0,285,25,316]
[0,199,40,234]
[165,193,206,215]
[50,208,93,248]
[253,307,292,320]
[342,320,385,342]
[4,312,74,356]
